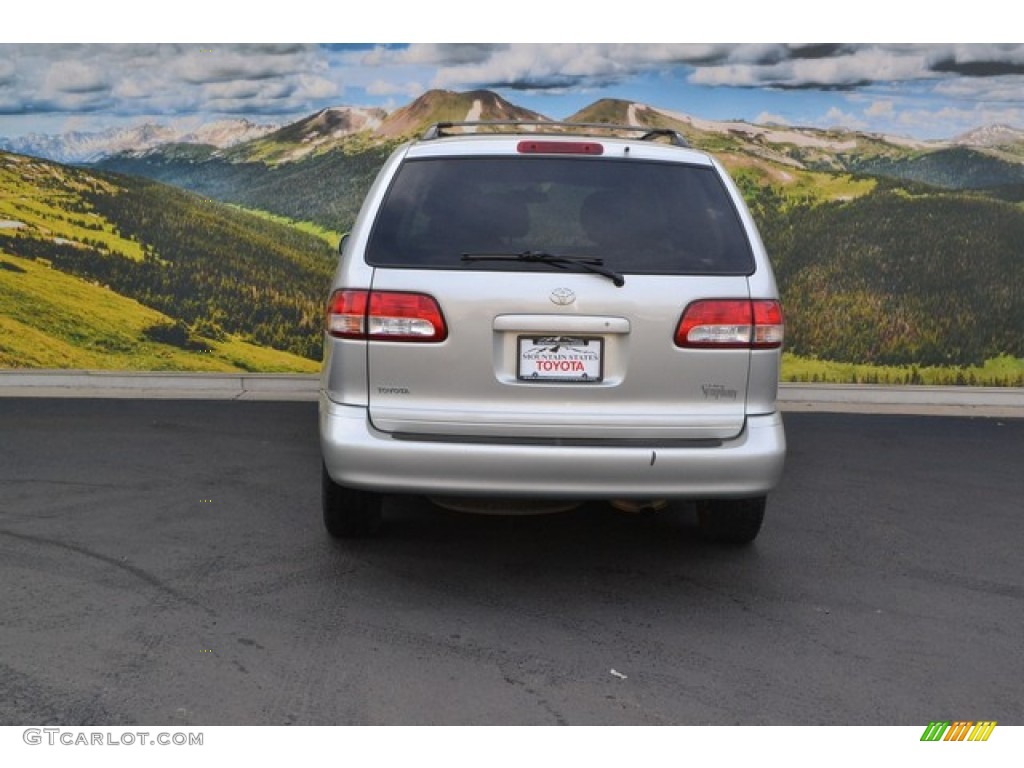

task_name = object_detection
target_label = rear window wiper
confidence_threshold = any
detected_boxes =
[461,251,625,287]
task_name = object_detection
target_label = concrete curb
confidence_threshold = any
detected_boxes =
[777,383,1024,418]
[0,371,319,401]
[0,371,1021,417]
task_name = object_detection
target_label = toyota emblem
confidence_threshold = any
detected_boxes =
[550,288,576,306]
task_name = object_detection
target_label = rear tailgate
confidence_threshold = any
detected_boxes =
[358,141,768,442]
[365,269,752,441]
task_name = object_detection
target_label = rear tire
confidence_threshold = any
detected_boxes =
[322,463,383,538]
[696,496,766,545]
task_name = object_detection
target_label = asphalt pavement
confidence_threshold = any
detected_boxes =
[1,398,1022,725]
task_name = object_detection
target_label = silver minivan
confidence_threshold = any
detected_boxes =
[320,122,786,543]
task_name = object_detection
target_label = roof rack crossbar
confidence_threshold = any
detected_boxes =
[421,120,690,147]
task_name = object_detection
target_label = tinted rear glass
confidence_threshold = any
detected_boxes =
[366,156,754,275]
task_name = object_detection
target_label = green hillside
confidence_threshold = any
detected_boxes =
[98,143,394,233]
[0,150,331,371]
[0,252,316,371]
[760,187,1024,367]
[848,146,1024,189]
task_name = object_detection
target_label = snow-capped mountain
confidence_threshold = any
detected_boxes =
[0,119,278,163]
[183,119,279,149]
[952,124,1024,148]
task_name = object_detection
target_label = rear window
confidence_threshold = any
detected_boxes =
[366,156,754,275]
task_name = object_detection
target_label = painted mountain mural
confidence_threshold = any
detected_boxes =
[2,89,1023,384]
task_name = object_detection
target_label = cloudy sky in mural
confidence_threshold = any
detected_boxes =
[2,41,1022,141]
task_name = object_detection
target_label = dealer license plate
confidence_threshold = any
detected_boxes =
[517,336,603,382]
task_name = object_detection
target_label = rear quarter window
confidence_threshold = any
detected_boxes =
[366,156,755,275]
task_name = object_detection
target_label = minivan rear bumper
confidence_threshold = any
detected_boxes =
[321,395,786,501]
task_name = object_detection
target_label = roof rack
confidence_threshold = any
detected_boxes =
[421,120,690,148]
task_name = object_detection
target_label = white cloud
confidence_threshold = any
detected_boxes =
[896,105,1024,134]
[934,75,1024,103]
[691,47,937,89]
[111,75,161,101]
[203,80,270,101]
[865,100,894,118]
[366,79,425,99]
[293,74,338,101]
[0,43,348,119]
[173,47,315,85]
[823,107,867,132]
[366,43,1024,97]
[928,43,1024,70]
[43,60,110,95]
[2,43,1024,140]
[408,44,733,90]
[362,44,502,69]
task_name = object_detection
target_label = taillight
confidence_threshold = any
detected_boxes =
[674,299,784,349]
[751,300,785,349]
[326,289,369,339]
[517,140,603,155]
[326,290,447,342]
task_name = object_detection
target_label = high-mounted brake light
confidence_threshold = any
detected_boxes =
[674,299,784,350]
[326,289,447,342]
[517,140,604,155]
